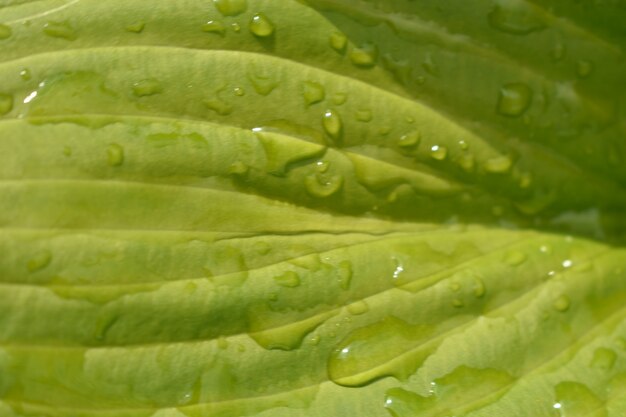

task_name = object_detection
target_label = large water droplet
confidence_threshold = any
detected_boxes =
[497,83,532,117]
[0,24,12,40]
[249,13,275,37]
[213,0,247,16]
[43,21,77,40]
[0,93,13,115]
[349,43,378,68]
[397,131,420,148]
[273,271,300,287]
[203,20,226,36]
[329,32,348,54]
[430,145,448,161]
[347,300,369,316]
[132,79,162,97]
[303,81,325,106]
[322,109,342,141]
[504,250,527,266]
[590,347,616,371]
[304,173,343,198]
[487,1,546,35]
[28,250,52,272]
[553,381,605,417]
[107,143,124,167]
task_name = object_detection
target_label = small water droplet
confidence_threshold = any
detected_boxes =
[0,93,13,115]
[213,0,247,16]
[273,271,300,287]
[554,381,605,416]
[304,173,343,198]
[322,109,342,141]
[487,2,546,35]
[0,24,11,40]
[497,83,532,117]
[204,96,233,115]
[125,22,145,33]
[397,130,420,148]
[309,334,321,345]
[504,250,527,266]
[247,67,279,95]
[132,79,162,97]
[228,161,249,175]
[107,143,124,167]
[562,259,573,269]
[303,81,325,106]
[430,145,448,161]
[355,109,372,122]
[203,20,226,36]
[457,154,475,172]
[332,92,347,105]
[233,86,245,96]
[19,68,31,81]
[553,295,570,312]
[590,347,616,371]
[337,260,353,290]
[576,60,593,78]
[484,155,513,173]
[28,250,52,272]
[539,244,552,254]
[452,298,464,308]
[231,22,241,32]
[347,301,369,316]
[329,32,348,54]
[473,276,486,298]
[249,13,275,37]
[349,43,378,68]
[391,258,405,283]
[43,21,77,40]
[316,160,330,173]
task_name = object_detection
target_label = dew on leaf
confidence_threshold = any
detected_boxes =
[484,155,513,173]
[304,173,343,198]
[43,21,77,40]
[28,250,52,272]
[355,109,373,122]
[249,13,275,38]
[347,300,369,316]
[132,79,162,97]
[553,295,570,312]
[337,260,353,290]
[203,20,226,36]
[332,92,347,105]
[349,43,378,68]
[302,81,325,106]
[397,131,420,148]
[497,83,532,117]
[233,86,245,96]
[0,24,12,40]
[273,271,300,287]
[213,0,247,16]
[457,154,475,172]
[504,250,527,266]
[19,68,32,81]
[125,22,145,33]
[107,143,124,167]
[576,60,593,78]
[0,93,13,115]
[553,381,605,417]
[322,109,342,141]
[590,347,616,371]
[487,2,546,35]
[430,145,448,161]
[329,32,348,53]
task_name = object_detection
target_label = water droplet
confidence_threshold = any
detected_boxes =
[249,13,275,38]
[422,54,438,76]
[397,131,420,148]
[43,21,77,40]
[349,43,378,68]
[231,22,241,32]
[328,317,434,386]
[430,145,448,161]
[576,60,593,78]
[457,140,469,150]
[553,295,570,312]
[202,20,226,36]
[487,2,546,35]
[233,86,245,96]
[329,32,347,54]
[590,347,616,371]
[504,250,527,266]
[0,93,13,115]
[107,143,124,166]
[19,68,31,81]
[125,22,145,33]
[450,298,464,308]
[316,160,330,173]
[303,81,325,106]
[0,24,12,40]
[304,173,343,198]
[457,154,475,172]
[27,250,52,272]
[355,109,372,122]
[473,276,486,298]
[562,259,573,269]
[228,161,249,175]
[213,0,247,16]
[553,381,605,416]
[337,260,353,290]
[247,67,279,95]
[273,271,300,287]
[484,155,513,173]
[132,79,162,97]
[332,92,347,105]
[497,83,532,117]
[322,109,342,141]
[204,97,233,116]
[347,301,369,316]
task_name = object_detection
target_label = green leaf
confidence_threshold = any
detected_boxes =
[0,0,624,416]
